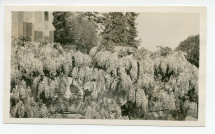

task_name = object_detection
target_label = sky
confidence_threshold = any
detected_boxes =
[136,12,200,52]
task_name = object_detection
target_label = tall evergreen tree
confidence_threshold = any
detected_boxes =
[100,12,140,50]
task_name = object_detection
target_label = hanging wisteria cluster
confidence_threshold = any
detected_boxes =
[10,40,199,120]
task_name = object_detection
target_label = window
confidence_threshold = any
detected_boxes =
[44,11,49,21]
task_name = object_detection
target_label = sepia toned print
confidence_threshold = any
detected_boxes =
[4,6,206,126]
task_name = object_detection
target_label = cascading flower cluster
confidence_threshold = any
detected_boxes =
[89,46,199,120]
[10,39,199,120]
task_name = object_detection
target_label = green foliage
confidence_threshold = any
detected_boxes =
[156,46,172,57]
[89,45,198,119]
[53,12,98,53]
[10,80,51,118]
[82,99,122,119]
[176,35,200,68]
[11,36,199,120]
[100,12,140,49]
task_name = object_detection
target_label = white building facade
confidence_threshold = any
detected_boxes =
[12,11,55,43]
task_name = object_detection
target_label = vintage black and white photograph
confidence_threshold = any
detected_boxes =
[4,6,206,126]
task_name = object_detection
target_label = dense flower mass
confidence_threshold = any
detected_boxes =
[10,39,199,120]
